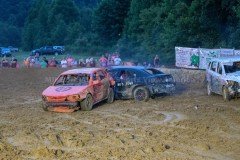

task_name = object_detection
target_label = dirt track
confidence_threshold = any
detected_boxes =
[0,68,240,160]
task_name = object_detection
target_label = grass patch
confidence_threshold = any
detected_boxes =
[10,51,100,63]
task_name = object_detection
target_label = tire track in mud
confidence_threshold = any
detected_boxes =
[4,109,187,153]
[1,69,240,159]
[93,110,187,126]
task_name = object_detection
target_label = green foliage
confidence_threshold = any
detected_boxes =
[93,0,131,46]
[119,0,240,64]
[1,0,240,65]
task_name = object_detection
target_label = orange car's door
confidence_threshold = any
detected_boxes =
[97,70,109,99]
[92,72,104,102]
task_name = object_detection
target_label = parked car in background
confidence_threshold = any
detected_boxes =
[53,46,65,53]
[0,47,12,57]
[8,46,19,52]
[108,66,175,101]
[32,46,64,55]
[206,57,240,101]
[42,68,115,112]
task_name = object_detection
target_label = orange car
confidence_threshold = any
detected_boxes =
[42,68,115,112]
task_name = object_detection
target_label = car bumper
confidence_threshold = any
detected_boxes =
[150,83,175,94]
[44,101,79,108]
[228,89,240,96]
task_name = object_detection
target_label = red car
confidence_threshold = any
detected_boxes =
[42,68,115,112]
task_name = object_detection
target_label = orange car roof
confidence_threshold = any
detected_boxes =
[61,68,103,75]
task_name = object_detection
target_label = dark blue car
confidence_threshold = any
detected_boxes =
[108,66,175,101]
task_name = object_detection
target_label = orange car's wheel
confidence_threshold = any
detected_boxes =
[81,94,93,111]
[42,102,49,111]
[107,88,114,103]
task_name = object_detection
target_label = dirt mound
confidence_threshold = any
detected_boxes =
[0,68,240,159]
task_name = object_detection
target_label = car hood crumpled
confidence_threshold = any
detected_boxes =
[226,71,240,83]
[42,86,88,97]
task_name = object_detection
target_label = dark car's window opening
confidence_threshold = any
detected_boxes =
[108,70,119,79]
[54,74,89,86]
[145,68,164,75]
[224,61,240,74]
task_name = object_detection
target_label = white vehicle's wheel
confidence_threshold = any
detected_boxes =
[207,82,212,96]
[42,103,49,111]
[223,86,231,101]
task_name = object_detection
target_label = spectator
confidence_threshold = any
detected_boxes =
[154,55,160,67]
[2,56,9,68]
[35,52,40,61]
[67,56,74,68]
[79,59,85,67]
[10,57,18,68]
[48,57,57,67]
[60,57,68,68]
[40,57,48,69]
[42,57,48,67]
[114,55,122,66]
[90,58,96,67]
[86,58,91,67]
[29,56,35,68]
[99,55,108,67]
[24,58,30,68]
[71,60,78,68]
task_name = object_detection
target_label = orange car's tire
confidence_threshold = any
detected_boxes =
[42,102,49,111]
[107,88,114,103]
[81,94,93,111]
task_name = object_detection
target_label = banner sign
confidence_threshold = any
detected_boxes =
[219,48,234,57]
[176,47,240,70]
[234,50,240,56]
[199,49,220,69]
[175,47,199,69]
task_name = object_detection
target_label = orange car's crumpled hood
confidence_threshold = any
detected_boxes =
[42,86,88,97]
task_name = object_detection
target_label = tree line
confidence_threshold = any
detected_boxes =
[0,0,240,63]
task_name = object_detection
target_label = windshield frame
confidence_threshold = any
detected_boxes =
[54,73,90,86]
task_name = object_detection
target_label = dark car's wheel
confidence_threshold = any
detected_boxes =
[107,88,114,103]
[207,82,212,96]
[81,94,93,111]
[133,86,150,102]
[223,86,231,101]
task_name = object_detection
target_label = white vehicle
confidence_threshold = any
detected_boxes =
[206,56,240,101]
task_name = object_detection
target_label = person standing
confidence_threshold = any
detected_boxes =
[60,57,68,68]
[42,57,48,67]
[114,55,122,66]
[48,57,57,67]
[99,55,108,67]
[154,55,160,67]
[40,57,48,68]
[10,57,18,68]
[2,56,9,68]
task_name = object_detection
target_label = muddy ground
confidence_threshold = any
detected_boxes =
[0,68,239,160]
